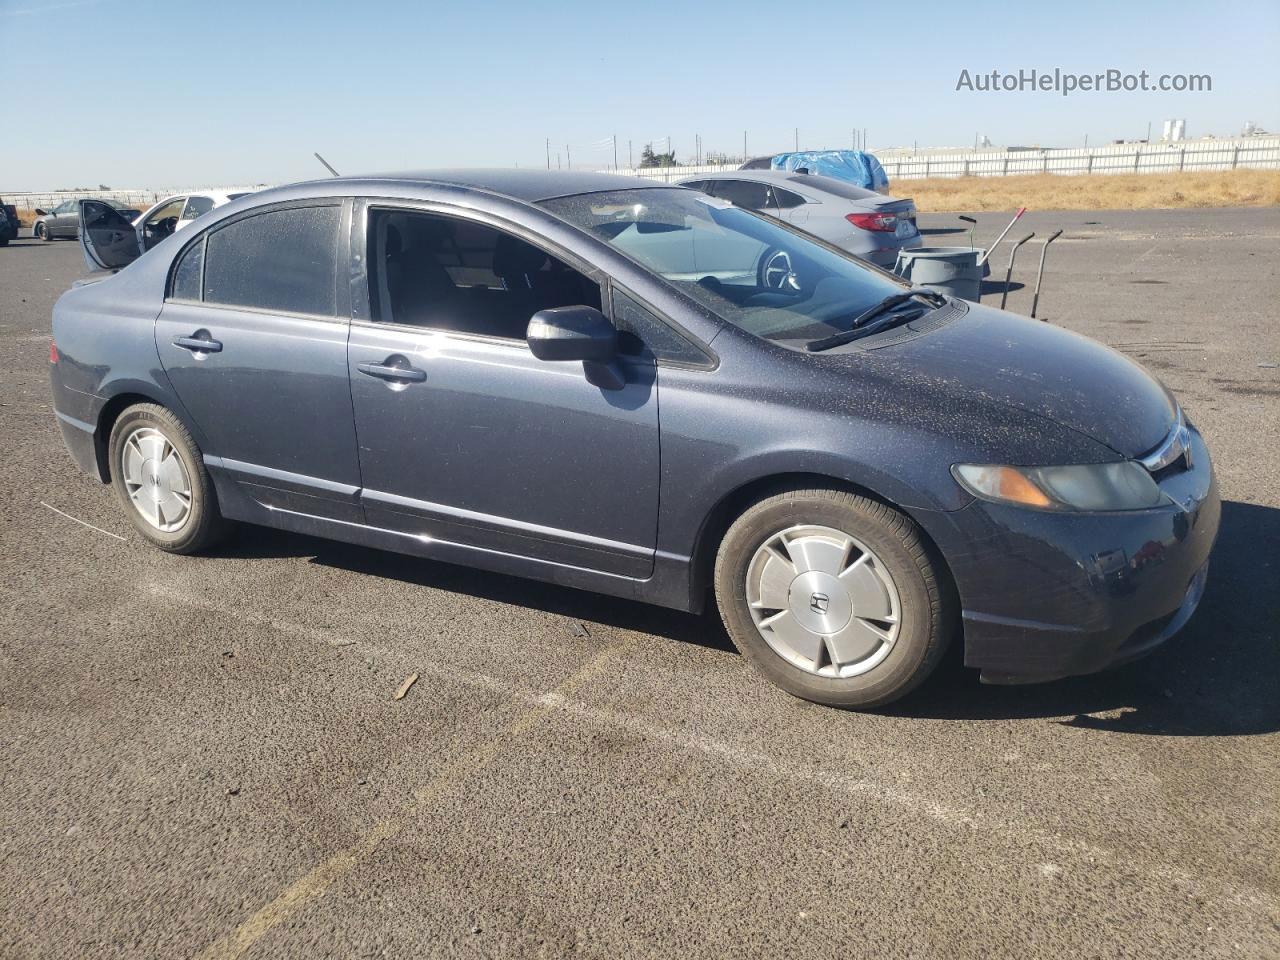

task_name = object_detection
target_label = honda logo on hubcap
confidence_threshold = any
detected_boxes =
[809,592,830,614]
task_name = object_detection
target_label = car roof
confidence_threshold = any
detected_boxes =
[679,168,886,202]
[340,168,675,202]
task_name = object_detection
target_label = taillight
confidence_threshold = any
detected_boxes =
[49,340,59,364]
[846,212,898,232]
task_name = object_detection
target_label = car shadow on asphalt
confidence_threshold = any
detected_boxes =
[215,500,1277,734]
[212,527,738,656]
[889,500,1280,736]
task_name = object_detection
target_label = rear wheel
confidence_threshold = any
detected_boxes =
[714,487,950,709]
[108,404,226,553]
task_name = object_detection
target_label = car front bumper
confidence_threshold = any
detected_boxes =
[924,426,1220,684]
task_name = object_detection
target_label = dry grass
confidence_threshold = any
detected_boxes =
[11,207,42,227]
[896,169,1280,212]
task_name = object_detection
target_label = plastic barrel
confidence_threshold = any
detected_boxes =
[894,246,984,301]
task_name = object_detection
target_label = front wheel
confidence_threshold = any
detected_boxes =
[714,487,950,709]
[36,223,51,242]
[108,403,226,553]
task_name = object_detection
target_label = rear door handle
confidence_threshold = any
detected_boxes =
[173,334,222,353]
[357,360,426,383]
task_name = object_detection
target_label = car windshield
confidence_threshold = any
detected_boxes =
[541,187,910,344]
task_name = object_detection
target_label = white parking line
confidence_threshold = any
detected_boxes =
[149,580,1273,957]
[39,501,127,541]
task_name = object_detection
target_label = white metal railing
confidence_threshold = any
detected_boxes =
[605,136,1280,182]
[6,137,1276,209]
[2,185,268,213]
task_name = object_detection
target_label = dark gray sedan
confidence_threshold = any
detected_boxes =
[50,171,1218,709]
[33,198,139,240]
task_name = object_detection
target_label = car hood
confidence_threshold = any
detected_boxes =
[822,302,1176,459]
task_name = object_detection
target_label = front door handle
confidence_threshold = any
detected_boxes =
[357,360,426,383]
[173,333,222,353]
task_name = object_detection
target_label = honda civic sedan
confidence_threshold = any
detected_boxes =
[50,171,1218,709]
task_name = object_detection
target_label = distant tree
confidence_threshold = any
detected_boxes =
[639,144,677,168]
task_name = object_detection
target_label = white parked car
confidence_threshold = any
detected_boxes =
[132,190,255,250]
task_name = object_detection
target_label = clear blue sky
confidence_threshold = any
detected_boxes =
[3,0,1277,190]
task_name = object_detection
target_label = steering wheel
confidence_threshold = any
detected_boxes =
[758,247,801,292]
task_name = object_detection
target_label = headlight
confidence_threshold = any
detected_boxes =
[952,462,1165,511]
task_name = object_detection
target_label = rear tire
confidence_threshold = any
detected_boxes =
[108,404,226,553]
[714,487,950,709]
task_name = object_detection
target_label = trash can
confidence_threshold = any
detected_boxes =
[894,247,985,301]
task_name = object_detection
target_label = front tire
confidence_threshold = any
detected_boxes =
[714,487,950,709]
[36,222,51,242]
[108,404,226,553]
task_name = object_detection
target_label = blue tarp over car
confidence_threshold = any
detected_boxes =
[770,151,889,193]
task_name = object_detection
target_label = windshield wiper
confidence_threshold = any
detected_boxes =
[805,289,947,352]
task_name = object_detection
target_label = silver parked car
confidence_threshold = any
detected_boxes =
[678,170,921,268]
[33,198,139,241]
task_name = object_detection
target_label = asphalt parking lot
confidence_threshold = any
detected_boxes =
[2,208,1278,959]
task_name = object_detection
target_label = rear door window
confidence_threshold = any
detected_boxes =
[182,195,215,220]
[203,205,341,316]
[711,180,772,210]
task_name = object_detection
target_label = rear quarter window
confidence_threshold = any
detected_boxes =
[202,204,341,316]
[170,237,204,301]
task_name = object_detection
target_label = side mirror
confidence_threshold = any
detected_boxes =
[34,208,47,216]
[527,306,617,363]
[527,305,626,390]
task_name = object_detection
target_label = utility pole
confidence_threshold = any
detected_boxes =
[613,134,618,171]
[1146,121,1152,143]
[863,128,868,151]
[545,138,550,170]
[566,144,571,169]
[628,139,633,169]
[794,127,799,151]
[743,130,747,160]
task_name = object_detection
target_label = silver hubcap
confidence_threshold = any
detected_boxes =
[120,427,192,532]
[745,524,901,678]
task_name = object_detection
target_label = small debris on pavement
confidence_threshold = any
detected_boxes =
[221,650,235,658]
[394,673,419,701]
[570,621,591,639]
[357,777,368,786]
[328,637,356,647]
[226,785,241,796]
[1259,362,1278,368]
